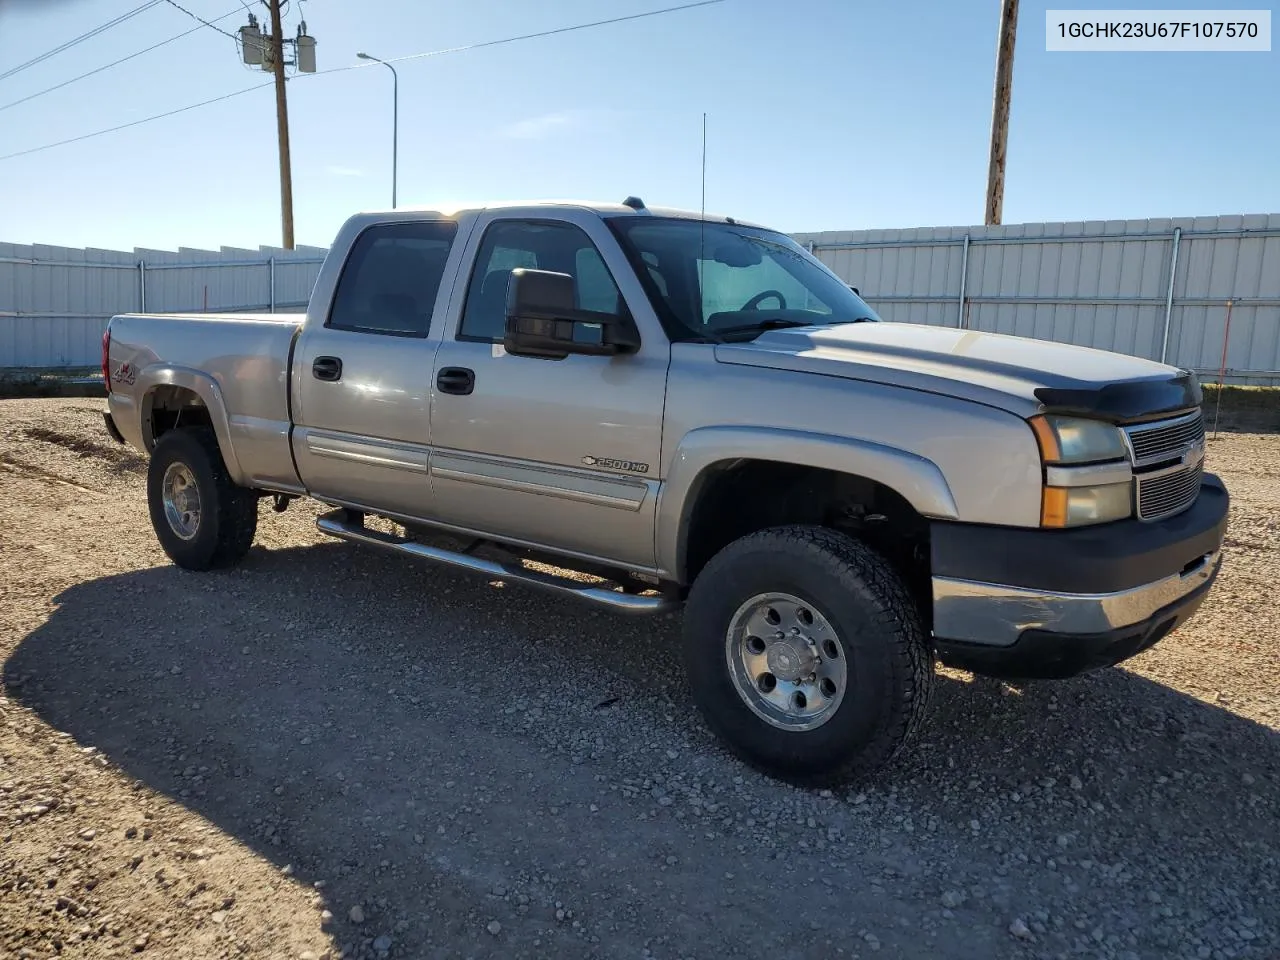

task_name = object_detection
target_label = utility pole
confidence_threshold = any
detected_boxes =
[984,0,1019,226]
[237,6,316,249]
[267,0,294,249]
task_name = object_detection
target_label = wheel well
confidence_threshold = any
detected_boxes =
[145,385,213,447]
[682,460,932,622]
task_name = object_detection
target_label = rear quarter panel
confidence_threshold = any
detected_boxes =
[106,312,303,491]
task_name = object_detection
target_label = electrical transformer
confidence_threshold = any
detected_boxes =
[238,22,264,66]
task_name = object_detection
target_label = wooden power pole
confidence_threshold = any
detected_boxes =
[984,0,1019,226]
[267,0,295,249]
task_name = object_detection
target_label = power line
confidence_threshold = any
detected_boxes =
[0,7,244,115]
[306,0,727,79]
[0,82,273,162]
[0,0,728,163]
[0,0,164,82]
[159,0,240,40]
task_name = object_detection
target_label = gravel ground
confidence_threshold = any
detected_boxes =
[0,398,1276,960]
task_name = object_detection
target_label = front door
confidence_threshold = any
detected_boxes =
[292,219,460,521]
[428,214,669,571]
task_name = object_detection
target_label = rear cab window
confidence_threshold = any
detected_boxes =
[327,220,459,337]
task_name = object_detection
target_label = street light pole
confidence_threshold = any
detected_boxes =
[358,51,398,209]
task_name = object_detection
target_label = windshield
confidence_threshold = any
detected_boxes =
[608,217,880,341]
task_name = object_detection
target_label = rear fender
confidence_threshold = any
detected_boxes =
[137,364,245,485]
[655,425,959,583]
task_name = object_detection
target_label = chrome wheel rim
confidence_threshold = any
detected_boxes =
[725,592,847,732]
[161,461,201,541]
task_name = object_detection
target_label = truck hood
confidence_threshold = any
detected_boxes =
[713,321,1201,422]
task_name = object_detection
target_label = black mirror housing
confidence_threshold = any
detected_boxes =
[502,268,640,359]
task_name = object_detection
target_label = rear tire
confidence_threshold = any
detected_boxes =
[682,525,933,785]
[147,427,258,571]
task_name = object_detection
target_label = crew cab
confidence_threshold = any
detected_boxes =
[102,198,1229,784]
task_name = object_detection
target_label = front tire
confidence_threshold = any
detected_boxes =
[682,525,933,785]
[147,427,258,571]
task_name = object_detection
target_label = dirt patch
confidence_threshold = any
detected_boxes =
[0,452,106,495]
[18,427,145,473]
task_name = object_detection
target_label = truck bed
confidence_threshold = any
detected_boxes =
[106,312,305,492]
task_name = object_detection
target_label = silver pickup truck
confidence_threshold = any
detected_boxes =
[102,198,1229,784]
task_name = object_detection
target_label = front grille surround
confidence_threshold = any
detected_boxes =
[1122,410,1206,522]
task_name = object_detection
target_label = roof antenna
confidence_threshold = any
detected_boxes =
[700,112,707,222]
[699,111,707,324]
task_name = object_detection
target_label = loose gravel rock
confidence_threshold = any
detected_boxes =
[1,398,1277,959]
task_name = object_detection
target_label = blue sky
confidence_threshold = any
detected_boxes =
[0,0,1276,252]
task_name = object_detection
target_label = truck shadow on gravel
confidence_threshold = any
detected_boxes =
[6,541,1278,959]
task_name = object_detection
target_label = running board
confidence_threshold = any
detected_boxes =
[316,512,678,616]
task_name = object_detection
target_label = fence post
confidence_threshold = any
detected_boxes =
[1159,227,1181,363]
[138,260,147,312]
[957,234,971,328]
[269,256,276,313]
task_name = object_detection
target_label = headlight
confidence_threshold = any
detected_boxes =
[1029,415,1133,527]
[1029,415,1129,464]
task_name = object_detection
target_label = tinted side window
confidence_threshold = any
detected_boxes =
[459,220,623,342]
[327,220,458,337]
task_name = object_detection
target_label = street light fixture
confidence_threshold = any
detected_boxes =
[358,51,398,209]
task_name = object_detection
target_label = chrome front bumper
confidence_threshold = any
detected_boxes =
[932,549,1221,648]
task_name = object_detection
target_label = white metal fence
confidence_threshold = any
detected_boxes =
[794,213,1280,385]
[0,242,328,369]
[3,213,1279,382]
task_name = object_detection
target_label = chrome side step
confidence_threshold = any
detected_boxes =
[316,511,678,616]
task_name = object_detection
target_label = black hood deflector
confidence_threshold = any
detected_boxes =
[1034,370,1202,424]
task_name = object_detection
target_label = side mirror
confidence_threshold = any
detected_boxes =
[503,268,640,360]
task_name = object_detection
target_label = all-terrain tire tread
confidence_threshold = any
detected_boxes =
[189,427,258,568]
[148,427,258,570]
[684,524,934,785]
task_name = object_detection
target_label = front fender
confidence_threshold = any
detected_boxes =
[655,425,959,583]
[137,364,246,485]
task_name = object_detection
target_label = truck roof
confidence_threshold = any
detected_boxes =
[343,198,768,230]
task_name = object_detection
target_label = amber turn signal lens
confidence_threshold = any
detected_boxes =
[1041,487,1069,527]
[1028,415,1061,463]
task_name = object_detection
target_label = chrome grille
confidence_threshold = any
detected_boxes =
[1137,462,1203,520]
[1123,409,1206,521]
[1124,410,1204,466]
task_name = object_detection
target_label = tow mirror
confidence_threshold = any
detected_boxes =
[503,268,639,360]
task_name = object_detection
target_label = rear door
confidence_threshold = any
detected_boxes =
[291,219,461,521]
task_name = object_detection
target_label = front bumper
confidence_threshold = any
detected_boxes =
[930,474,1229,679]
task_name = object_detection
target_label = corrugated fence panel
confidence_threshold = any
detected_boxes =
[797,212,1280,383]
[5,216,1280,379]
[1,242,326,368]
